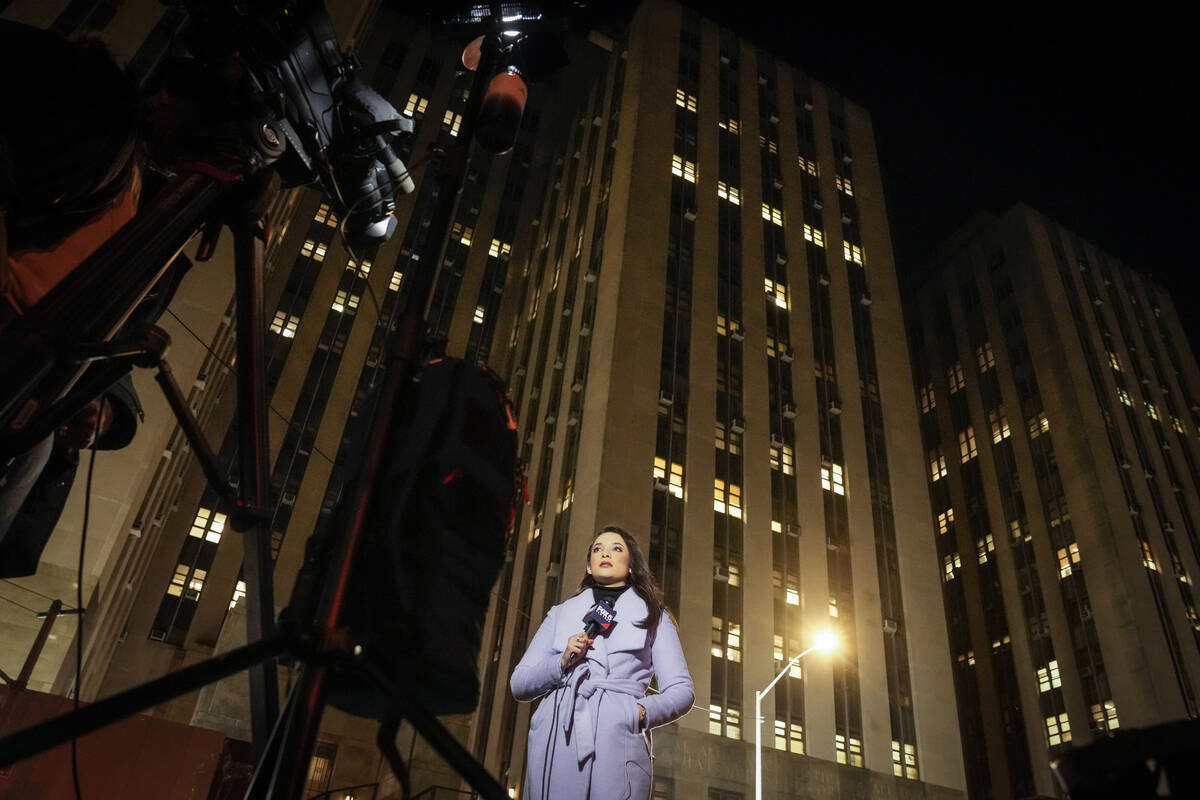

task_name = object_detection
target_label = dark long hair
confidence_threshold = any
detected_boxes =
[577,525,668,630]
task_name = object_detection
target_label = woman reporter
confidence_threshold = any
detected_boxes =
[510,526,694,800]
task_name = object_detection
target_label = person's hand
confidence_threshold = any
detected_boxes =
[561,631,594,670]
[57,396,111,450]
[637,703,646,729]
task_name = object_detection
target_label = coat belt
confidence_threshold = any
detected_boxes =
[564,671,644,765]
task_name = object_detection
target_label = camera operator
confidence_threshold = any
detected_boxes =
[0,21,146,576]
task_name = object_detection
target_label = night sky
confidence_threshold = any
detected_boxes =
[686,4,1198,352]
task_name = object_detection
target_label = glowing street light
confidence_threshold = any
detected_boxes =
[755,630,838,800]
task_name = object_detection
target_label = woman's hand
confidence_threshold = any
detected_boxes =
[560,631,594,670]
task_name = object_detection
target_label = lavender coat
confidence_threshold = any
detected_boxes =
[510,588,694,800]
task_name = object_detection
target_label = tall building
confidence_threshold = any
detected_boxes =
[907,204,1200,799]
[471,2,963,797]
[2,1,968,798]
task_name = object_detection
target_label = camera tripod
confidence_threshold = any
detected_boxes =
[0,18,510,800]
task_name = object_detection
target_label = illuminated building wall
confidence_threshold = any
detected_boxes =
[909,204,1200,799]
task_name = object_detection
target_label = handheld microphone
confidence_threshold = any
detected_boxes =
[582,599,617,638]
[567,599,617,668]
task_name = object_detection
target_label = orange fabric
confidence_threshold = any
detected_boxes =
[2,173,139,314]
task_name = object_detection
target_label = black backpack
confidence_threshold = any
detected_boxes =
[322,357,522,717]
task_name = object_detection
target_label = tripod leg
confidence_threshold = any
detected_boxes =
[363,661,506,800]
[230,221,280,758]
[0,635,287,768]
[377,709,412,800]
[242,671,302,800]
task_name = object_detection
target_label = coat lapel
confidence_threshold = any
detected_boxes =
[605,588,649,654]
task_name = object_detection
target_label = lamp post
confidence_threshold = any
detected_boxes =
[755,630,837,800]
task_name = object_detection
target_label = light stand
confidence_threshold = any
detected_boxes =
[754,632,836,800]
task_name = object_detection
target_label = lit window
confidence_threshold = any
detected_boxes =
[713,479,743,518]
[1037,660,1062,692]
[389,270,403,292]
[958,426,978,462]
[314,203,331,224]
[718,118,740,134]
[761,203,783,226]
[943,552,961,582]
[716,315,727,336]
[977,533,995,564]
[937,508,954,534]
[821,462,845,495]
[764,278,788,309]
[947,362,966,393]
[1142,540,1159,572]
[835,735,863,767]
[653,457,684,498]
[797,156,818,176]
[489,239,512,258]
[166,563,189,597]
[1118,388,1133,407]
[991,634,1010,649]
[1109,351,1122,371]
[773,634,804,679]
[758,135,778,154]
[989,408,1011,443]
[1173,416,1186,434]
[346,258,372,278]
[674,88,697,112]
[1090,701,1120,731]
[331,290,360,314]
[300,239,327,262]
[229,580,247,610]
[891,741,918,780]
[1147,403,1160,421]
[716,181,741,205]
[977,341,996,371]
[188,507,226,543]
[402,93,428,118]
[708,703,723,736]
[1058,543,1081,577]
[920,383,936,413]
[473,305,485,325]
[670,154,697,183]
[770,443,795,475]
[725,621,742,661]
[1011,519,1031,542]
[188,508,210,538]
[786,587,799,606]
[929,449,948,481]
[828,596,838,617]
[269,310,300,338]
[1045,713,1071,746]
[803,223,824,247]
[452,222,474,246]
[835,175,854,197]
[842,241,863,265]
[956,651,976,666]
[1028,413,1050,438]
[441,109,463,136]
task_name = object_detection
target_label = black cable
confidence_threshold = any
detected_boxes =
[163,307,338,467]
[72,445,96,800]
[0,593,40,614]
[0,578,77,609]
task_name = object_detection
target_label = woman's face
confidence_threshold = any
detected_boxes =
[588,531,631,586]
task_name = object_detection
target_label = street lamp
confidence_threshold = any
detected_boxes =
[755,630,838,800]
